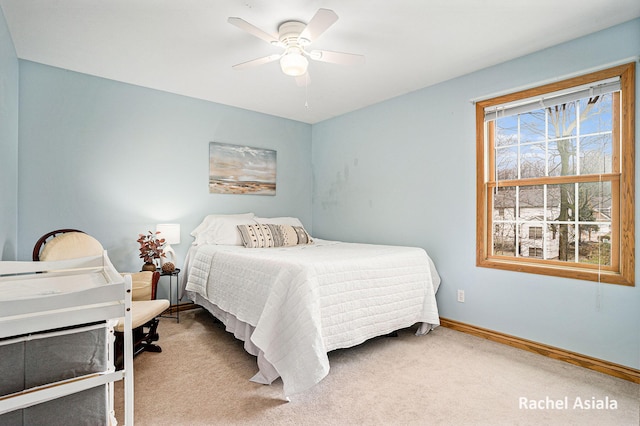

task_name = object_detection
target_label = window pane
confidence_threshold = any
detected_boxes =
[547,101,577,138]
[548,138,577,176]
[493,186,516,219]
[518,185,544,220]
[546,223,560,257]
[579,93,612,134]
[493,222,516,257]
[577,235,611,266]
[547,184,575,221]
[580,134,612,174]
[495,146,518,180]
[553,223,576,262]
[492,186,518,256]
[547,185,560,218]
[520,142,546,178]
[520,111,545,143]
[495,115,518,147]
[577,181,611,222]
[576,181,612,266]
[519,223,542,258]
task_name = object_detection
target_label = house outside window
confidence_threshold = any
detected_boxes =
[476,63,635,285]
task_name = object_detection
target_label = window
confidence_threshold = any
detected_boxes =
[476,63,635,285]
[528,226,543,240]
[529,247,543,258]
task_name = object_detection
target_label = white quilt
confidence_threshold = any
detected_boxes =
[183,239,440,397]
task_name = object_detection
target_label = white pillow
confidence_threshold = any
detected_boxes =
[254,216,304,228]
[191,213,256,245]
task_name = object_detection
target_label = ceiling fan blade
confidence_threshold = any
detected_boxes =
[232,54,281,70]
[308,50,365,66]
[295,72,311,87]
[228,17,279,45]
[299,9,338,43]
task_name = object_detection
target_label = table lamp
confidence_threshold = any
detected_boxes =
[156,223,180,266]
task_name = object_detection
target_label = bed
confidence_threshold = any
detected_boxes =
[0,252,134,425]
[181,213,441,398]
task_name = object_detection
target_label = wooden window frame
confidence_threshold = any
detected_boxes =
[476,63,635,285]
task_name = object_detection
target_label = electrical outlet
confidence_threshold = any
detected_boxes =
[457,290,465,303]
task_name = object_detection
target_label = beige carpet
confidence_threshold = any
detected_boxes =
[115,308,639,425]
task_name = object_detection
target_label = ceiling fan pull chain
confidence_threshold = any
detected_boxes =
[305,75,310,109]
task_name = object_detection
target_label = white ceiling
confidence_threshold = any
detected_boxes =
[2,0,639,124]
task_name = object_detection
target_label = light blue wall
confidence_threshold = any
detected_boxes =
[312,19,640,369]
[17,61,312,282]
[0,7,18,261]
[10,16,640,369]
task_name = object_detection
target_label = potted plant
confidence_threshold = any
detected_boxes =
[137,231,166,271]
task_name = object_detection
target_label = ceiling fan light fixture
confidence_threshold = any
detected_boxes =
[230,9,363,79]
[280,50,308,77]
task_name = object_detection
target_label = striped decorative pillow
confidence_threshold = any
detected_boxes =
[237,224,313,248]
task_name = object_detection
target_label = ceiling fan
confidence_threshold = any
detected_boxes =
[228,8,364,84]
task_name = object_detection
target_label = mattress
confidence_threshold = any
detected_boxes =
[183,239,440,397]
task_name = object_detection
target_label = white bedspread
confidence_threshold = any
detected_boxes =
[183,239,440,397]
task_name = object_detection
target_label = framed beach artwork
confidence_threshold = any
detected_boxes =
[209,142,277,195]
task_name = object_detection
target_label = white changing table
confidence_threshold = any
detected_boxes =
[0,252,134,425]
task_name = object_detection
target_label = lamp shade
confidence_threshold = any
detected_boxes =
[156,223,180,245]
[280,50,308,77]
